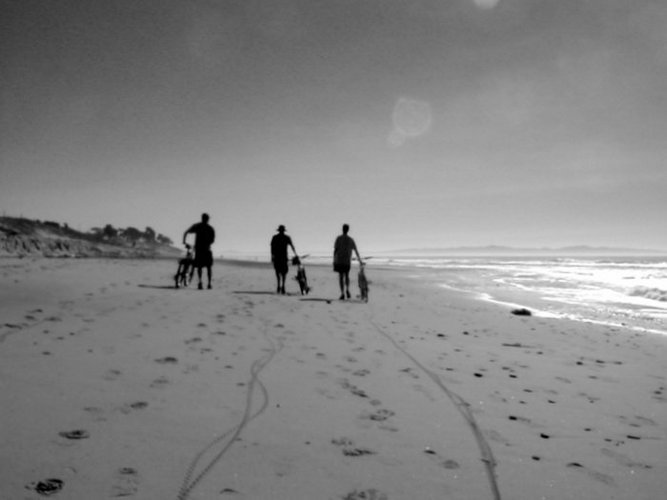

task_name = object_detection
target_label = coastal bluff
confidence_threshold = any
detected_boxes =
[0,216,180,259]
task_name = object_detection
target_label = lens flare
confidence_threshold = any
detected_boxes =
[390,97,432,146]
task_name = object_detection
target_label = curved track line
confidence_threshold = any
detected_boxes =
[368,316,502,500]
[177,326,282,500]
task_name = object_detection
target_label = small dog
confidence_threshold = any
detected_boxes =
[292,255,310,295]
[175,245,195,288]
[358,261,369,302]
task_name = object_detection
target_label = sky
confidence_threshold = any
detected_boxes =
[2,0,667,255]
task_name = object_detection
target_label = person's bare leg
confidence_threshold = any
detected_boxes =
[197,267,203,289]
[206,266,212,289]
[345,272,351,298]
[339,273,345,299]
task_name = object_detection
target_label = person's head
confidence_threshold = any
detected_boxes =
[201,213,210,223]
[277,225,286,233]
[342,224,350,234]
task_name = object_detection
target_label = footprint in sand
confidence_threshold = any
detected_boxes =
[220,487,241,495]
[566,462,615,485]
[341,489,388,500]
[601,448,653,469]
[155,356,178,364]
[442,459,460,469]
[340,379,369,398]
[485,429,512,446]
[118,402,149,415]
[332,437,377,457]
[343,447,376,457]
[618,415,657,427]
[363,409,395,422]
[508,415,532,425]
[578,392,600,404]
[423,447,461,470]
[150,376,171,388]
[26,478,64,496]
[103,369,122,381]
[58,429,90,440]
[111,467,140,497]
[399,367,419,380]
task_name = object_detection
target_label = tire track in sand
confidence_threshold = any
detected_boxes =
[367,314,502,500]
[176,319,283,500]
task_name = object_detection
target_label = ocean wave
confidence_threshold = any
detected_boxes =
[629,287,667,302]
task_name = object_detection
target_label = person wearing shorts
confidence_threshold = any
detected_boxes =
[183,213,216,289]
[271,225,297,294]
[333,224,362,300]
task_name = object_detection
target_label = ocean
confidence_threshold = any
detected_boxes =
[370,255,667,336]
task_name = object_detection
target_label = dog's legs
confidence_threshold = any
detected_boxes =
[175,262,184,288]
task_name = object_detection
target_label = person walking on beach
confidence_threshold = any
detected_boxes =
[271,225,298,294]
[183,213,215,290]
[333,224,362,300]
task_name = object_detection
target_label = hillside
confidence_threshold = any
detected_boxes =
[0,216,181,259]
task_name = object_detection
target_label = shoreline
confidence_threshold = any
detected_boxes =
[2,258,666,499]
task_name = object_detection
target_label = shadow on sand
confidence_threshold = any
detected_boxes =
[138,284,178,290]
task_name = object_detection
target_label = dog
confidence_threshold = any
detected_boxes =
[174,244,195,288]
[292,255,311,295]
[358,261,369,302]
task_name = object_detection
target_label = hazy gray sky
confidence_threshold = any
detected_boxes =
[2,0,666,254]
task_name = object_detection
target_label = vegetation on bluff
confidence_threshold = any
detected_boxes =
[0,216,178,258]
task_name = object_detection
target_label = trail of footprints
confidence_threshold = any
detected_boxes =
[23,306,231,497]
[19,294,665,498]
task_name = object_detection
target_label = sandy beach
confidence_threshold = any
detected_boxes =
[1,257,665,500]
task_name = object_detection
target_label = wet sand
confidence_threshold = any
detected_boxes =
[1,258,665,499]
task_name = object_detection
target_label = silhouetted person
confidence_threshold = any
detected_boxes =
[183,213,215,289]
[271,225,297,294]
[333,224,362,300]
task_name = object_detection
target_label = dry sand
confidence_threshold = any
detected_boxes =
[1,257,665,500]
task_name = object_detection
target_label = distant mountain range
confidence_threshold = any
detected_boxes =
[378,245,666,256]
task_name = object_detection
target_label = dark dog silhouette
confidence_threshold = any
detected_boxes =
[292,255,310,295]
[358,261,368,302]
[175,245,195,288]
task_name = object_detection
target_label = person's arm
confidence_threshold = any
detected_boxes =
[353,240,362,264]
[182,226,192,246]
[289,237,297,257]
